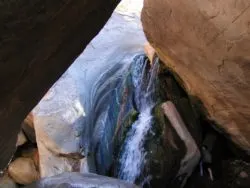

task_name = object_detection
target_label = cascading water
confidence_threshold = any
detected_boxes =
[80,52,201,188]
[80,54,160,182]
[118,55,159,183]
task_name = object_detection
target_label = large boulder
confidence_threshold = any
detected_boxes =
[0,0,120,171]
[33,76,86,177]
[142,0,250,152]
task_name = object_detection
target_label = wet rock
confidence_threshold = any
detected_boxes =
[25,172,138,188]
[186,159,250,188]
[16,131,27,147]
[137,100,200,187]
[0,175,18,188]
[161,101,200,186]
[8,157,39,185]
[142,0,250,152]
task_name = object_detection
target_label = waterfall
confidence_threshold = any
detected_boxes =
[118,56,159,183]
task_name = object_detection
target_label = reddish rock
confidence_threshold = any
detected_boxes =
[142,0,250,152]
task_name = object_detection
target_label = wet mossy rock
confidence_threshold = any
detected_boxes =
[142,0,250,153]
[0,0,120,171]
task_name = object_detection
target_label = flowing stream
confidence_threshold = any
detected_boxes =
[80,54,160,185]
[118,56,159,182]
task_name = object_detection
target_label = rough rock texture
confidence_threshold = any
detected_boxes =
[0,0,120,171]
[8,157,39,185]
[25,172,138,188]
[142,0,250,152]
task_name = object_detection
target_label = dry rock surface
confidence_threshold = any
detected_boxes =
[8,158,39,185]
[142,0,250,152]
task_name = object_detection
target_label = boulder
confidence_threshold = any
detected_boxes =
[21,148,39,169]
[16,131,27,147]
[0,175,18,188]
[142,0,250,152]
[25,172,138,188]
[0,0,120,171]
[8,157,39,185]
[22,114,36,143]
[144,43,156,63]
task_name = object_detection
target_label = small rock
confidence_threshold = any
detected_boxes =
[16,131,27,147]
[21,148,39,169]
[144,42,156,64]
[8,158,39,185]
[0,175,18,188]
[22,114,36,143]
[239,171,248,178]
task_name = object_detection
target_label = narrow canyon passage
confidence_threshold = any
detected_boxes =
[0,0,250,188]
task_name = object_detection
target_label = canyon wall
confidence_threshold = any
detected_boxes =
[0,0,120,171]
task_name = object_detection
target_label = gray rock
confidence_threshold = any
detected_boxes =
[0,175,18,188]
[25,172,138,188]
[31,0,146,178]
[16,131,27,147]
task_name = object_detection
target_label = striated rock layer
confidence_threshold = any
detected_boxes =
[142,0,250,153]
[0,0,120,171]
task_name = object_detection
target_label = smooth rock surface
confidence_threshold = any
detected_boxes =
[142,0,250,152]
[8,158,39,185]
[32,0,146,178]
[25,172,138,188]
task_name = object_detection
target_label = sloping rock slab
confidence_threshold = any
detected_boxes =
[25,172,138,188]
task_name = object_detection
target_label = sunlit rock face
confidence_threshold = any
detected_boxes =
[141,0,250,153]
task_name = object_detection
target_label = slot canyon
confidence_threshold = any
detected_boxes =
[0,0,250,187]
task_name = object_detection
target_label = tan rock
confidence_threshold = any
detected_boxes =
[21,148,39,169]
[142,0,250,152]
[144,43,156,64]
[8,158,39,185]
[22,113,36,143]
[0,175,18,188]
[23,113,34,129]
[16,131,27,147]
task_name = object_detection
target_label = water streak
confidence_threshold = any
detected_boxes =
[118,57,159,182]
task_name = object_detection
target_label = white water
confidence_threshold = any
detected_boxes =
[118,107,153,182]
